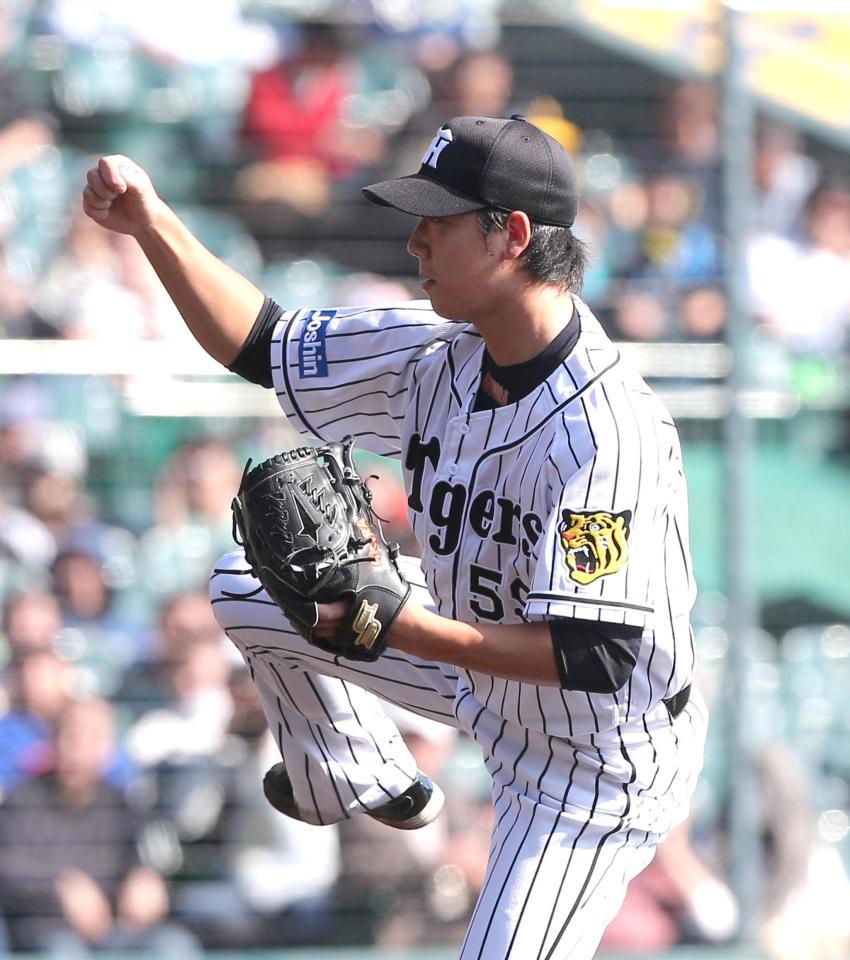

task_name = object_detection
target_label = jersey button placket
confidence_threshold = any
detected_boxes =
[445,418,471,479]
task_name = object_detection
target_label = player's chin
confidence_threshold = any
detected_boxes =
[425,290,466,323]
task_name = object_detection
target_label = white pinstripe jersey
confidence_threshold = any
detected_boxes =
[271,295,696,738]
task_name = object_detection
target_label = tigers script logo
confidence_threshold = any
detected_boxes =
[405,433,543,558]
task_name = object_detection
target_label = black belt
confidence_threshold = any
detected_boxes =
[663,684,691,720]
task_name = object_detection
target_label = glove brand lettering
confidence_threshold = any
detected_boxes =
[352,599,381,649]
[299,310,336,378]
[421,128,453,169]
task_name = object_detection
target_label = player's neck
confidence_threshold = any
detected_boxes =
[474,284,575,366]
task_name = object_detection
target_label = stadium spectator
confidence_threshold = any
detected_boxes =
[33,208,185,341]
[752,744,850,960]
[0,649,75,795]
[0,404,132,613]
[238,22,386,216]
[116,590,225,720]
[125,634,233,768]
[124,633,238,906]
[628,171,719,287]
[171,667,340,949]
[51,548,142,694]
[12,421,134,574]
[0,696,199,956]
[749,180,850,355]
[0,490,57,582]
[1,589,63,661]
[678,284,728,342]
[754,120,819,238]
[137,440,241,597]
[123,638,339,949]
[604,168,720,342]
[654,80,721,229]
[610,285,668,342]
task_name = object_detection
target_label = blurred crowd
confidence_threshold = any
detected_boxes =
[1,0,850,957]
[0,0,848,368]
[2,417,849,957]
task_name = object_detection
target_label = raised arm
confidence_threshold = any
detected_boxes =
[82,155,264,365]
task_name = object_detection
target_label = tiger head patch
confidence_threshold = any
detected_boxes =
[558,509,632,585]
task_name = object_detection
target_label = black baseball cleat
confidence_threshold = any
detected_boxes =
[262,762,444,830]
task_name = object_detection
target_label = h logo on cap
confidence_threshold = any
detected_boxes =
[422,128,453,169]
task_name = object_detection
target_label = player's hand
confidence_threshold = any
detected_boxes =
[314,600,351,640]
[82,155,165,236]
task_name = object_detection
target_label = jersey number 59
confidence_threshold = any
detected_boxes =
[469,565,529,622]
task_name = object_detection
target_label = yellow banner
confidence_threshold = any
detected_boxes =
[573,1,850,137]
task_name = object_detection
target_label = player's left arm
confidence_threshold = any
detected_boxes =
[392,606,642,689]
[390,606,562,685]
[315,602,636,688]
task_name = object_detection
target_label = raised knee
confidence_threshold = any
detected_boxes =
[209,549,259,629]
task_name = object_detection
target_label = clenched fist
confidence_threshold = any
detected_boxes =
[82,155,165,236]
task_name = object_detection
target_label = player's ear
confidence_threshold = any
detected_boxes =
[503,211,532,261]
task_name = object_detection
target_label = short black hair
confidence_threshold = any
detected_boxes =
[477,208,589,292]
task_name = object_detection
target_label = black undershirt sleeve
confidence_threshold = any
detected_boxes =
[226,297,283,388]
[548,618,643,693]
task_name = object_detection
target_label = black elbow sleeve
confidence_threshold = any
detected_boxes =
[549,619,643,693]
[226,297,283,388]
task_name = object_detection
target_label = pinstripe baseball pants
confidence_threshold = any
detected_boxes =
[211,549,707,959]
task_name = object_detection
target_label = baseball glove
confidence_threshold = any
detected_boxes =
[231,437,410,661]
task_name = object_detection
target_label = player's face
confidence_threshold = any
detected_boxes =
[406,213,497,322]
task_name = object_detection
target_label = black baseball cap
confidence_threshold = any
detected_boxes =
[362,115,580,227]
